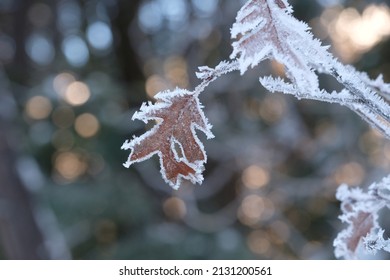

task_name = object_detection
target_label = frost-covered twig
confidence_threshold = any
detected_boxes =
[334,176,390,259]
[195,60,239,91]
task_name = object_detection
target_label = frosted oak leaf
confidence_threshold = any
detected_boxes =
[121,88,214,189]
[230,0,330,93]
[334,177,390,259]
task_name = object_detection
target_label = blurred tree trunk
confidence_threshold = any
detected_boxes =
[0,119,49,259]
[112,0,144,83]
[0,0,49,260]
[4,0,31,84]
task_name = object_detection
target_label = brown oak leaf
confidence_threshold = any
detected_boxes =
[121,88,214,189]
[334,182,389,259]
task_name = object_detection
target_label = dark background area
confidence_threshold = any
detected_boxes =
[0,0,389,259]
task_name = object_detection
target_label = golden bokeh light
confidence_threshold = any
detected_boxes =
[54,151,87,181]
[322,4,390,62]
[259,95,286,124]
[333,162,365,186]
[163,197,187,220]
[270,60,286,77]
[164,56,188,88]
[247,230,271,255]
[242,165,270,189]
[64,81,91,106]
[164,56,189,88]
[74,113,100,138]
[53,72,76,96]
[25,95,52,120]
[238,195,264,227]
[145,75,169,98]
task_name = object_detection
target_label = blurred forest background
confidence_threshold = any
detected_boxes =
[0,0,390,259]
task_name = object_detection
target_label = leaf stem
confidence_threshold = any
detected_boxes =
[194,60,240,95]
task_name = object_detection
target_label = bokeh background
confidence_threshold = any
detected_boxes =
[0,0,389,260]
